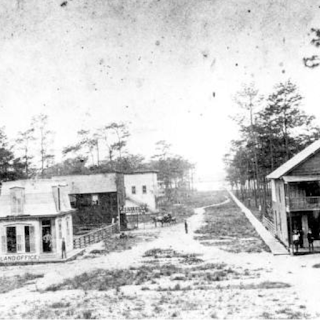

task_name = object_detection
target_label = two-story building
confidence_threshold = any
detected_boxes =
[53,171,160,229]
[53,173,121,226]
[267,140,320,251]
[0,179,74,263]
[123,171,159,214]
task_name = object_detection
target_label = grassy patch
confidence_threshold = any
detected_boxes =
[256,281,291,289]
[143,248,203,264]
[50,301,71,309]
[46,264,183,291]
[184,190,227,208]
[194,194,270,253]
[276,308,307,319]
[0,273,44,294]
[45,259,243,292]
[143,248,182,258]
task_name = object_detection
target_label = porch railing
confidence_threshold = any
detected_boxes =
[287,196,320,211]
[73,223,119,249]
[262,216,276,236]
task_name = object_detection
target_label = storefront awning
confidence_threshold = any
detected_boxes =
[283,176,320,183]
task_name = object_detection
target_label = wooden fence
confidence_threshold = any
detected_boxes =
[262,216,276,236]
[73,223,119,249]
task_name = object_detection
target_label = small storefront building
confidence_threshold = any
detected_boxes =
[0,179,74,263]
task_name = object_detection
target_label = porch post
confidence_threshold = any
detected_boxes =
[301,214,309,247]
[287,182,294,254]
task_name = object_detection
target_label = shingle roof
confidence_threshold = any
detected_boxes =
[266,139,320,179]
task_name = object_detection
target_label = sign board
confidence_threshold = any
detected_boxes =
[120,206,147,214]
[0,254,40,262]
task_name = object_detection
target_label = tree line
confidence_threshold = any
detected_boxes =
[224,80,320,215]
[0,116,194,203]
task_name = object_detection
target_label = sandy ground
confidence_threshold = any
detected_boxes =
[1,201,320,319]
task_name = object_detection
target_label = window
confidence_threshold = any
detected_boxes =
[142,185,147,194]
[92,194,99,205]
[69,195,77,208]
[66,216,71,244]
[6,227,16,253]
[10,187,25,215]
[25,226,36,253]
[1,225,35,254]
[132,186,136,194]
[58,219,62,239]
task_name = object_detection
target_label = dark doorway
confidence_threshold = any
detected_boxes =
[308,212,320,240]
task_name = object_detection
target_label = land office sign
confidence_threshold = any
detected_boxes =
[0,254,40,262]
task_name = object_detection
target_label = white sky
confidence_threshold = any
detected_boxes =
[1,0,320,180]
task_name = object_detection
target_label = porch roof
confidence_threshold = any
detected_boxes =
[283,175,320,183]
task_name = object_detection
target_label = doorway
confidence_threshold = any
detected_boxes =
[42,220,52,253]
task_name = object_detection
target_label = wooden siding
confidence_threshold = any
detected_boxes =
[289,151,320,176]
[272,180,289,245]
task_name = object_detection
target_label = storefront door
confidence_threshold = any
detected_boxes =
[42,220,52,253]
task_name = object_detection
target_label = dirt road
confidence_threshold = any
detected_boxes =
[1,199,320,319]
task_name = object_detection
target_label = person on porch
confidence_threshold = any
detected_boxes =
[292,230,300,254]
[299,229,304,248]
[42,231,52,252]
[307,229,314,252]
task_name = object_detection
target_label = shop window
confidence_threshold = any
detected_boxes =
[142,185,147,194]
[10,187,25,215]
[1,225,35,254]
[6,227,16,253]
[132,186,136,194]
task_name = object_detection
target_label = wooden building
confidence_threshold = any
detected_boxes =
[53,172,160,230]
[123,171,159,214]
[267,140,320,251]
[53,174,122,226]
[0,179,74,263]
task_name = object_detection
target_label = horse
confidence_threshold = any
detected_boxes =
[152,214,176,227]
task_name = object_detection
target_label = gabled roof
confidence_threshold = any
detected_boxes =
[267,139,320,180]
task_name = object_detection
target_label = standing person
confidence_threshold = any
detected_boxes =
[299,229,304,248]
[61,238,67,259]
[184,220,188,234]
[307,229,314,252]
[292,230,300,254]
[42,230,52,252]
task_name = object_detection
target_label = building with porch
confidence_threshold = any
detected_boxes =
[267,140,320,251]
[0,179,74,263]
